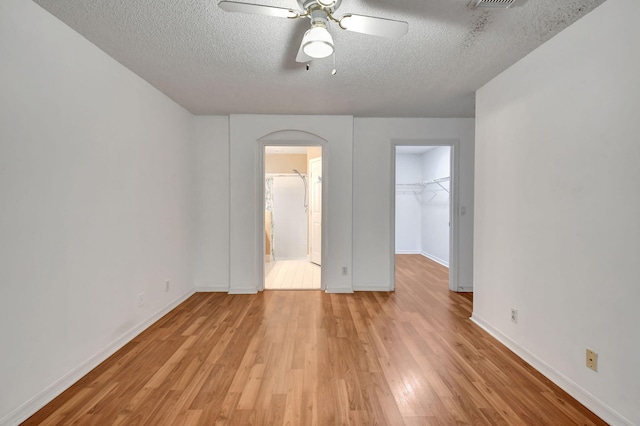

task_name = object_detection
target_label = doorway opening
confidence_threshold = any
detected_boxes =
[263,145,322,290]
[393,143,457,292]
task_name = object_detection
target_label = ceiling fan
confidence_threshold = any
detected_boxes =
[218,0,409,63]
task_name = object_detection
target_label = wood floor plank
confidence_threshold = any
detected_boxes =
[23,255,606,425]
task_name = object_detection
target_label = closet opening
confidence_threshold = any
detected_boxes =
[263,145,322,290]
[393,143,458,293]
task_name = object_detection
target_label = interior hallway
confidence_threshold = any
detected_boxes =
[24,255,604,425]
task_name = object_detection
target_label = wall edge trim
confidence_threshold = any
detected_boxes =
[420,251,449,268]
[228,288,258,295]
[1,289,196,426]
[353,285,393,292]
[324,287,354,294]
[194,286,230,293]
[470,314,633,426]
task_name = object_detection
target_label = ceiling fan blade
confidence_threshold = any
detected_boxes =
[295,37,312,63]
[218,1,299,18]
[339,14,408,38]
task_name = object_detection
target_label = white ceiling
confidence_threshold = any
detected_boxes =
[32,0,605,117]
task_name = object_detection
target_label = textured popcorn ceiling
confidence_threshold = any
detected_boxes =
[32,0,606,117]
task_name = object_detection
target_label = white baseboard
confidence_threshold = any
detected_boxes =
[1,289,195,426]
[420,251,449,268]
[470,314,633,426]
[457,285,473,292]
[228,288,258,294]
[353,284,393,292]
[194,285,229,292]
[395,250,420,254]
[324,286,354,294]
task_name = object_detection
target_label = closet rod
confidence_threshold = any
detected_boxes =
[395,177,449,186]
[423,176,450,193]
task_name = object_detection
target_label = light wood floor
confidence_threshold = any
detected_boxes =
[264,259,321,290]
[24,255,604,425]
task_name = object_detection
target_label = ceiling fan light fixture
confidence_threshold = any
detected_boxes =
[302,25,334,58]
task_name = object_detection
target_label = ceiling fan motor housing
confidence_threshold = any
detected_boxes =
[309,9,330,26]
[298,0,342,13]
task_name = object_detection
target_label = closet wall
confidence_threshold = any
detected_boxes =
[396,147,451,267]
[420,147,451,266]
[395,154,422,253]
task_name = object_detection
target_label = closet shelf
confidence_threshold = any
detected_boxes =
[396,176,450,193]
[424,176,450,193]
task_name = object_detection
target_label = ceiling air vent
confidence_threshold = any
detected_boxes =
[472,0,516,9]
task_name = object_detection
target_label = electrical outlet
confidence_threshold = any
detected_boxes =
[138,292,145,307]
[586,349,598,372]
[342,266,348,275]
[165,280,170,292]
[511,308,518,323]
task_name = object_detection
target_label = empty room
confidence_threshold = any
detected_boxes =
[1,0,639,424]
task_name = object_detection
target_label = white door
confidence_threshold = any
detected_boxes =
[309,157,322,265]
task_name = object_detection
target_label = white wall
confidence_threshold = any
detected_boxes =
[0,1,196,423]
[353,119,474,291]
[395,154,422,253]
[473,0,640,424]
[420,147,450,266]
[228,115,353,293]
[195,117,475,293]
[193,116,230,292]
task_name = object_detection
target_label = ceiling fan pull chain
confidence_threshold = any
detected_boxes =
[331,52,337,75]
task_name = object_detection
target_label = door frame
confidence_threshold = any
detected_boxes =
[308,156,322,266]
[390,139,460,292]
[257,140,326,291]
